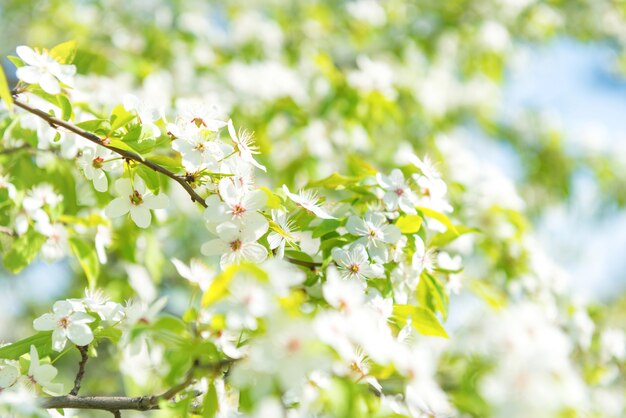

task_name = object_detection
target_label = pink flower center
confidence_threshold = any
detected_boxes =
[57,316,70,329]
[232,204,246,216]
[285,338,302,353]
[394,188,404,197]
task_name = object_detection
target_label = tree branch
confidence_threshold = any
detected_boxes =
[10,94,323,269]
[38,359,234,414]
[11,95,207,207]
[70,345,89,396]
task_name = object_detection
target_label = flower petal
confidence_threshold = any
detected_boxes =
[53,300,74,316]
[67,323,94,346]
[114,178,133,196]
[16,66,42,84]
[39,72,61,95]
[33,313,56,331]
[105,197,130,218]
[16,46,38,65]
[51,328,68,351]
[130,206,151,228]
[201,239,230,256]
[70,311,96,324]
[143,193,169,210]
[0,365,19,389]
[241,242,268,263]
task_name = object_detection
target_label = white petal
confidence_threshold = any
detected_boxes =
[29,345,40,370]
[218,178,241,206]
[34,364,58,384]
[70,311,96,324]
[122,94,140,111]
[33,313,56,331]
[93,171,108,192]
[67,323,94,346]
[105,197,130,218]
[227,119,237,142]
[16,46,38,65]
[172,258,193,281]
[143,193,169,210]
[216,222,240,242]
[16,66,42,84]
[346,216,366,236]
[0,365,19,388]
[39,72,61,95]
[241,242,267,263]
[243,190,267,211]
[267,232,283,250]
[51,328,68,351]
[133,176,146,194]
[53,300,74,316]
[311,206,335,220]
[241,213,268,241]
[201,239,230,256]
[114,178,133,196]
[130,206,151,228]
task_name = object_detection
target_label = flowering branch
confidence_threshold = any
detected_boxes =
[38,358,234,415]
[69,345,89,396]
[11,94,208,207]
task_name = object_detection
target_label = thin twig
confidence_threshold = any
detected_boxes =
[11,95,207,207]
[0,144,30,155]
[70,345,89,396]
[112,410,121,418]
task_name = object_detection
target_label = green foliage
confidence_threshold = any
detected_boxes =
[68,236,100,288]
[2,229,47,273]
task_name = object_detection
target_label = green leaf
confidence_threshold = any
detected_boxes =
[76,119,110,133]
[307,172,359,190]
[57,95,73,121]
[416,206,458,235]
[430,225,477,247]
[7,56,24,68]
[136,165,160,194]
[69,237,100,289]
[0,65,13,112]
[202,382,218,418]
[313,219,342,238]
[393,305,448,338]
[469,280,506,310]
[109,105,136,131]
[94,327,122,344]
[0,331,53,360]
[417,272,449,320]
[2,229,47,273]
[49,40,77,64]
[259,186,281,209]
[396,214,423,234]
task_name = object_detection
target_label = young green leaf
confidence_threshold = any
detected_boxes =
[2,229,47,274]
[0,65,13,112]
[69,237,100,289]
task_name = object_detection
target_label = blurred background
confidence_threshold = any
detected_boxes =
[1,1,625,416]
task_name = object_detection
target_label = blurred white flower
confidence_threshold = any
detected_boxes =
[15,45,76,95]
[26,346,63,395]
[282,185,335,219]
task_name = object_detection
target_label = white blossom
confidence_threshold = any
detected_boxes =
[15,46,76,95]
[33,300,96,351]
[105,177,169,228]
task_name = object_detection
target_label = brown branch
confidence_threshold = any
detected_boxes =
[11,95,207,207]
[38,358,234,414]
[0,144,30,155]
[70,345,89,396]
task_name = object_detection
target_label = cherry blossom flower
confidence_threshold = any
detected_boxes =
[33,300,96,351]
[172,258,213,291]
[171,123,233,171]
[122,94,162,137]
[204,177,267,231]
[376,169,417,214]
[227,119,266,172]
[322,266,365,313]
[201,222,268,269]
[174,99,227,131]
[105,177,169,228]
[15,46,76,95]
[346,211,401,262]
[267,210,296,258]
[76,145,119,192]
[22,184,62,216]
[0,175,17,201]
[68,289,125,323]
[331,244,384,281]
[26,346,63,395]
[412,236,436,274]
[282,185,335,219]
